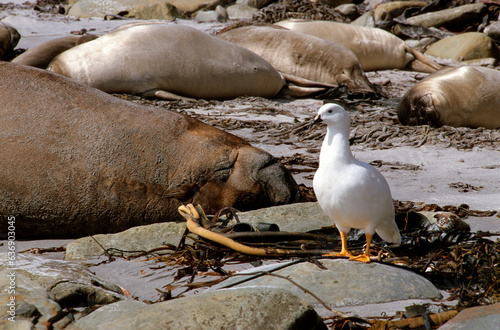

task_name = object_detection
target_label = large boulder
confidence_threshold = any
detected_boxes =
[72,287,327,329]
[0,254,125,328]
[405,3,486,29]
[438,302,500,330]
[212,259,442,307]
[425,32,500,61]
[64,222,186,260]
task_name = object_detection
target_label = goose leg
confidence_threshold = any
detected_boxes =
[323,231,352,258]
[350,233,372,263]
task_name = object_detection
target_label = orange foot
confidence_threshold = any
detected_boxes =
[323,250,352,258]
[349,254,372,263]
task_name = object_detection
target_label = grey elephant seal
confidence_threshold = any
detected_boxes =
[0,22,20,61]
[47,24,285,101]
[0,62,299,238]
[274,19,441,73]
[12,34,98,68]
[218,25,375,94]
[397,66,500,128]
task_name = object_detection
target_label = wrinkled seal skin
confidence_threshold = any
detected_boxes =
[0,22,20,61]
[218,25,375,93]
[397,66,500,128]
[274,19,440,72]
[0,63,299,238]
[12,34,98,69]
[47,24,285,100]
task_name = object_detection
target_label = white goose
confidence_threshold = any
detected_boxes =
[313,103,401,262]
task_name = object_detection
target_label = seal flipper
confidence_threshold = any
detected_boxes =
[406,48,443,73]
[141,89,197,102]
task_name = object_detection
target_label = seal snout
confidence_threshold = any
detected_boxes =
[398,92,441,126]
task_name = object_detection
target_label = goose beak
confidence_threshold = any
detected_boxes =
[313,114,322,124]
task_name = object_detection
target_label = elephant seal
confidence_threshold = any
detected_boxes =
[274,19,441,73]
[397,66,500,128]
[12,34,98,69]
[47,24,285,101]
[0,22,20,61]
[0,62,299,238]
[217,25,375,94]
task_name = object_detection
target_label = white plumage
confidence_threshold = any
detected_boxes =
[313,103,401,262]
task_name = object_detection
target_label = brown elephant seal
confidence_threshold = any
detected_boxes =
[0,22,20,61]
[12,34,98,69]
[217,25,375,94]
[0,62,299,238]
[47,24,285,101]
[274,19,441,73]
[397,66,500,129]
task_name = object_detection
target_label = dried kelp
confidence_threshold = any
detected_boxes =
[275,107,500,150]
[118,94,500,152]
[253,0,347,24]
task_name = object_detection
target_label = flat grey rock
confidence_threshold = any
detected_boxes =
[0,268,63,327]
[65,222,187,260]
[212,259,442,307]
[72,299,148,329]
[0,254,124,307]
[438,302,500,330]
[235,202,332,233]
[71,287,327,330]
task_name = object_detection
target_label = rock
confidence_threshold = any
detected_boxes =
[405,3,486,29]
[235,202,332,233]
[236,0,274,9]
[438,302,500,330]
[194,6,227,23]
[0,269,67,327]
[483,21,500,42]
[0,319,33,329]
[335,3,359,20]
[65,222,187,261]
[129,2,185,20]
[459,57,498,67]
[71,287,327,329]
[67,0,188,19]
[0,254,125,308]
[352,10,375,27]
[226,4,258,20]
[165,0,223,13]
[68,0,224,17]
[72,299,147,329]
[425,32,500,61]
[68,0,146,18]
[212,259,442,307]
[374,1,427,24]
[405,37,437,52]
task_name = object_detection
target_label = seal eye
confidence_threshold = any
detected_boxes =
[328,110,332,113]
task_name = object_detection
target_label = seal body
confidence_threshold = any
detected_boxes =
[0,63,299,238]
[275,19,429,72]
[397,66,500,128]
[12,34,98,69]
[218,25,375,93]
[47,24,285,100]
